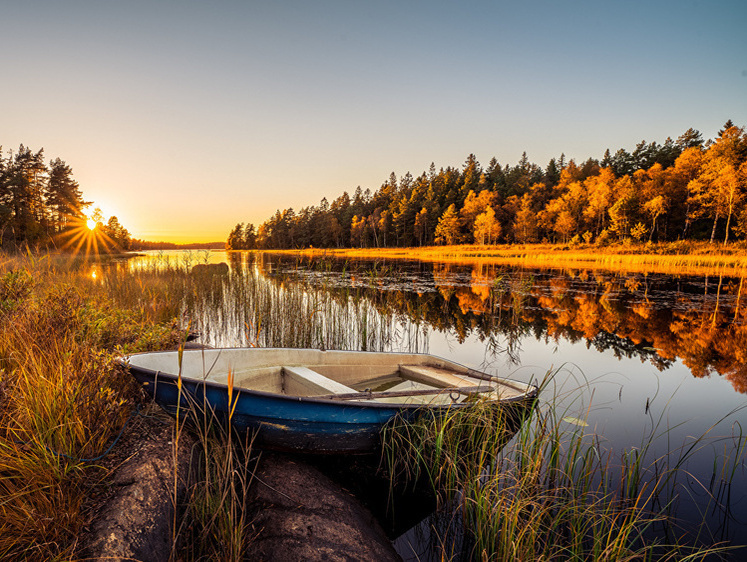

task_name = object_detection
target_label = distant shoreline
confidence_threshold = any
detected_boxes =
[130,241,225,251]
[254,241,747,276]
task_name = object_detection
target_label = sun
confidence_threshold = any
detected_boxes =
[54,211,118,256]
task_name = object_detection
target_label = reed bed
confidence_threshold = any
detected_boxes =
[274,241,747,277]
[96,252,427,352]
[383,379,741,561]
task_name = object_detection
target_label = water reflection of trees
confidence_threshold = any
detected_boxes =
[253,254,747,393]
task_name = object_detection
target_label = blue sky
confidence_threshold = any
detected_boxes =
[2,1,745,242]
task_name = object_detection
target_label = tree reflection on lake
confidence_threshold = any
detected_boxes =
[249,253,746,393]
[238,252,747,556]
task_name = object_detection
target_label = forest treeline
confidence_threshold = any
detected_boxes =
[227,121,747,250]
[0,145,131,251]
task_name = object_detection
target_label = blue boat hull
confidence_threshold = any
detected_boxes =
[133,369,430,452]
[129,355,537,454]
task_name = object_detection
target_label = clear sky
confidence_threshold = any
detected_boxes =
[2,0,746,243]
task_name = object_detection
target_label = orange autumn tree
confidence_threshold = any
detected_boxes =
[474,206,501,245]
[688,125,747,244]
[435,204,461,245]
[460,189,497,243]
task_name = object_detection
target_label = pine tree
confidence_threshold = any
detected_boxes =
[226,223,244,250]
[244,223,256,249]
[601,149,613,168]
[104,216,131,250]
[545,158,561,187]
[434,204,461,245]
[6,145,47,244]
[46,158,89,233]
[718,120,736,138]
[676,128,704,150]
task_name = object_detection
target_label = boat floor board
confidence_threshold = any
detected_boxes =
[283,366,357,397]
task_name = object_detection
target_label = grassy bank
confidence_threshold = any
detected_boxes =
[0,251,415,559]
[0,253,182,559]
[267,240,747,277]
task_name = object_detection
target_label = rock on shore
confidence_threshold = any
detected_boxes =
[82,411,400,561]
[248,453,401,562]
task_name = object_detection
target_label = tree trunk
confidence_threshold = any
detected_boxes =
[710,213,719,243]
[724,208,732,245]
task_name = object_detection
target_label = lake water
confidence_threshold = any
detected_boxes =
[117,250,747,556]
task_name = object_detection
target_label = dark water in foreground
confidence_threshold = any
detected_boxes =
[120,250,747,557]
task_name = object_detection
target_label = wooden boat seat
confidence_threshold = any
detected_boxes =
[400,364,478,388]
[282,366,357,396]
[400,364,525,399]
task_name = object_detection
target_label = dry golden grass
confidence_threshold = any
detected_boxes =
[0,254,182,560]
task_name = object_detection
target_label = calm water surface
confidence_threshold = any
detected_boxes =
[121,250,747,556]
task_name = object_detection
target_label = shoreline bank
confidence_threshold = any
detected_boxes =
[255,242,747,276]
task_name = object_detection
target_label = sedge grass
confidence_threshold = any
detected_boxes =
[169,357,259,562]
[176,430,258,561]
[383,378,740,561]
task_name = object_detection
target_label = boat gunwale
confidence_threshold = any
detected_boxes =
[120,349,539,410]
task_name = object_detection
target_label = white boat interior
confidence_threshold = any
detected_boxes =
[127,348,532,406]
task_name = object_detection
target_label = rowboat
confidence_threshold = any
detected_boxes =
[124,347,538,454]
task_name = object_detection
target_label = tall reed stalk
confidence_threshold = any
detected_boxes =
[169,359,259,561]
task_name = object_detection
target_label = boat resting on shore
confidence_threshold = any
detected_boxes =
[124,347,538,454]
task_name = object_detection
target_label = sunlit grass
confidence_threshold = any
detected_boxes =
[0,250,422,558]
[0,253,182,559]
